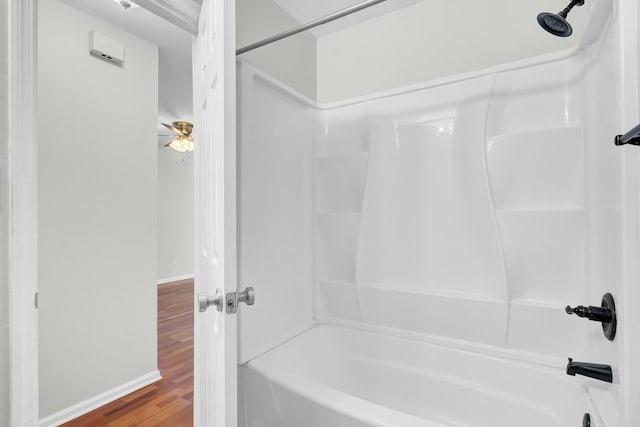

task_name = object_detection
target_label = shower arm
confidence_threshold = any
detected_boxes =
[559,0,585,18]
[236,0,389,55]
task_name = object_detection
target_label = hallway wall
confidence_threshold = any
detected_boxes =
[157,148,194,282]
[38,0,159,419]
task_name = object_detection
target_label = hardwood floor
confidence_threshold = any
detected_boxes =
[63,279,194,426]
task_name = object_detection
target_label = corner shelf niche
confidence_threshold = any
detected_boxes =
[316,149,369,280]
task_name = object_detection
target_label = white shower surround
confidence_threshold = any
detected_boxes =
[237,0,627,425]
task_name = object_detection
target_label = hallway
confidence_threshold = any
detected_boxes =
[63,279,194,426]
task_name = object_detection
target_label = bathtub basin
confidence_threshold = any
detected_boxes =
[242,325,600,427]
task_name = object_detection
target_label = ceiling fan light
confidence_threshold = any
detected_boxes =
[161,120,194,153]
[168,135,194,153]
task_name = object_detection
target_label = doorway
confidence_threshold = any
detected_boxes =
[36,0,195,424]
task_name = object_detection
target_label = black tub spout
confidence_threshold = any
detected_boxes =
[566,358,612,383]
[615,122,640,146]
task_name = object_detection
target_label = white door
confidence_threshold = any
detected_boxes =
[192,0,238,426]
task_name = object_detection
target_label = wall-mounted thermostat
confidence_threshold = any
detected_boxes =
[89,31,124,66]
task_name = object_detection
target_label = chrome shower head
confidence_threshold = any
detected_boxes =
[537,0,585,37]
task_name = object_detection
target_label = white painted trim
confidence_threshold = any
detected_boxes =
[619,0,640,424]
[38,370,162,427]
[157,273,195,285]
[9,0,39,425]
[134,0,200,35]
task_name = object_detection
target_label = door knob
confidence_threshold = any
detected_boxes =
[198,289,223,312]
[237,286,255,306]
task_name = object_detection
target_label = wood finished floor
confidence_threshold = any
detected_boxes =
[63,279,194,426]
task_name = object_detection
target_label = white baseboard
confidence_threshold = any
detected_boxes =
[38,370,162,427]
[157,274,194,285]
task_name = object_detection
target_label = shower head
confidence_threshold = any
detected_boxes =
[537,12,573,37]
[537,0,585,37]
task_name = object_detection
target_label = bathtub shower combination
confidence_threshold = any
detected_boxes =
[234,0,635,426]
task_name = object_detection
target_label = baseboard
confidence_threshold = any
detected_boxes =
[38,370,162,427]
[157,274,194,285]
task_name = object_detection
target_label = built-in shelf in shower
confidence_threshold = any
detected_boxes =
[316,144,368,318]
[509,298,569,308]
[487,126,583,143]
[356,284,506,345]
[317,212,361,216]
[317,152,369,160]
[495,207,585,214]
[318,278,355,286]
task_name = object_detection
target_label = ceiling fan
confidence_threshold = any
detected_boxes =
[161,121,194,153]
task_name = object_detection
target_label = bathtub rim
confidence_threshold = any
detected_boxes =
[243,323,608,427]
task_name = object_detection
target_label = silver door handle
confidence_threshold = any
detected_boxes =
[198,289,223,312]
[237,286,255,306]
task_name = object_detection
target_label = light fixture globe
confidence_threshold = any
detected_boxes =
[168,134,194,153]
[161,121,194,153]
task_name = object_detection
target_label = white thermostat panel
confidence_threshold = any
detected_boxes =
[89,31,124,66]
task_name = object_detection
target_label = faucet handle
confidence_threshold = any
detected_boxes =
[565,305,583,315]
[565,304,611,322]
[565,293,617,341]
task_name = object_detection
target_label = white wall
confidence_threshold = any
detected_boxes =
[237,0,316,100]
[0,0,9,423]
[157,148,194,282]
[317,0,590,103]
[38,0,158,418]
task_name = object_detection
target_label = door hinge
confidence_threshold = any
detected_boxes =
[34,291,39,309]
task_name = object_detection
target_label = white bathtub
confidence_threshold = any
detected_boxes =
[242,325,601,427]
